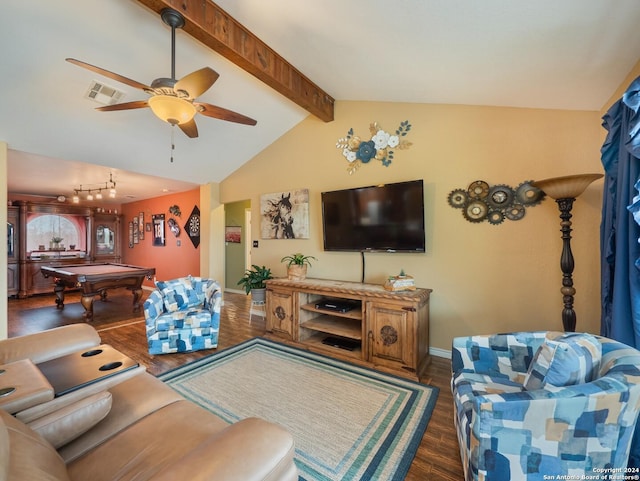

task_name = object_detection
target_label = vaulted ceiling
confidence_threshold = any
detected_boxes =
[4,0,640,203]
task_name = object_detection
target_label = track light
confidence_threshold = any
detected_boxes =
[72,173,117,203]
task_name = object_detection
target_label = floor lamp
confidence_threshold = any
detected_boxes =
[532,173,603,332]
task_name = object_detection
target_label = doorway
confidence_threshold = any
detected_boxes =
[224,199,251,293]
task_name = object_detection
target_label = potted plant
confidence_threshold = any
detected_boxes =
[281,253,317,281]
[237,265,273,302]
[50,236,63,250]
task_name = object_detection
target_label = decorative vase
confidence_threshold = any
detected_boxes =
[287,265,307,281]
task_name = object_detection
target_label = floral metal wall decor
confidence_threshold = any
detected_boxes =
[448,180,545,225]
[336,120,412,174]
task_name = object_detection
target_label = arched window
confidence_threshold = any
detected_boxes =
[26,214,85,252]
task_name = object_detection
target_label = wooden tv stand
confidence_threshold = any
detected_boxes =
[265,278,432,379]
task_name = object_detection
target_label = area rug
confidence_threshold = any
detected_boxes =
[159,337,438,481]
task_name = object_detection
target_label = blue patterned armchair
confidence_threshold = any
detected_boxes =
[143,276,221,355]
[451,331,640,481]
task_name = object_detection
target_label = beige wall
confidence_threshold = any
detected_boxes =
[202,183,225,289]
[601,60,640,115]
[220,101,604,353]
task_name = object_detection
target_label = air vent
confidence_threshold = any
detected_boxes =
[84,80,125,105]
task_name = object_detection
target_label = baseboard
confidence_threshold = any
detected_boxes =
[429,346,451,359]
[225,288,246,295]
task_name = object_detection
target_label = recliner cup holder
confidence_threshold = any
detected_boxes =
[99,361,123,371]
[0,387,16,397]
[81,349,103,357]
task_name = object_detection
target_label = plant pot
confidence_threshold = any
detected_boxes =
[250,288,266,303]
[287,265,307,281]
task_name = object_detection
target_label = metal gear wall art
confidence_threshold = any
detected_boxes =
[447,180,545,225]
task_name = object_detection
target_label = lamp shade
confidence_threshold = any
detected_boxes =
[532,173,603,200]
[148,95,196,125]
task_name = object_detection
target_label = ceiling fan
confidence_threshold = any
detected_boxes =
[66,8,256,138]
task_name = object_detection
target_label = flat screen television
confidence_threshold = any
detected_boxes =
[321,179,425,253]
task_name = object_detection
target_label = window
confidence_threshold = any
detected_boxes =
[26,214,86,252]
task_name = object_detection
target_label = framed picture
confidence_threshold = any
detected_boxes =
[152,214,165,246]
[260,188,310,239]
[145,222,151,232]
[133,219,139,244]
[138,212,145,240]
[128,221,134,248]
[225,226,241,243]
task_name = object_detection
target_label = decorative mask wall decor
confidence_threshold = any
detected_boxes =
[448,180,545,224]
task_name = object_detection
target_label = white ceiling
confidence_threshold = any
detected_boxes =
[4,0,640,203]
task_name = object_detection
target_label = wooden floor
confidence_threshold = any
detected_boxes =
[8,289,464,480]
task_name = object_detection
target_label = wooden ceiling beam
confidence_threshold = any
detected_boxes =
[135,0,334,122]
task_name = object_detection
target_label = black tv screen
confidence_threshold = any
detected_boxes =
[321,179,425,252]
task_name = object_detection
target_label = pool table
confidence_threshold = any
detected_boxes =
[40,263,156,321]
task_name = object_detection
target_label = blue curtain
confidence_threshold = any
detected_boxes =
[600,76,640,468]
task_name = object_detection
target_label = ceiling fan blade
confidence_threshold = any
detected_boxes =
[195,102,257,126]
[66,58,151,91]
[95,100,149,111]
[178,118,199,138]
[174,67,220,99]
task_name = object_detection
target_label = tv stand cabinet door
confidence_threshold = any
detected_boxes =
[266,288,295,340]
[367,301,415,372]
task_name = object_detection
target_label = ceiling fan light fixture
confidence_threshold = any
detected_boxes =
[148,95,196,125]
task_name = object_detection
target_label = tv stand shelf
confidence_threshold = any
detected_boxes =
[301,302,362,320]
[301,315,362,340]
[265,278,432,379]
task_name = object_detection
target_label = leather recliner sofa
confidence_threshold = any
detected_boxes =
[0,324,298,481]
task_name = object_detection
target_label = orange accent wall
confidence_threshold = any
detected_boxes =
[121,189,200,288]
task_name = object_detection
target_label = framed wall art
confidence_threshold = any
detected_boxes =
[152,214,165,246]
[138,212,145,240]
[260,188,309,239]
[225,226,241,243]
[133,219,139,244]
